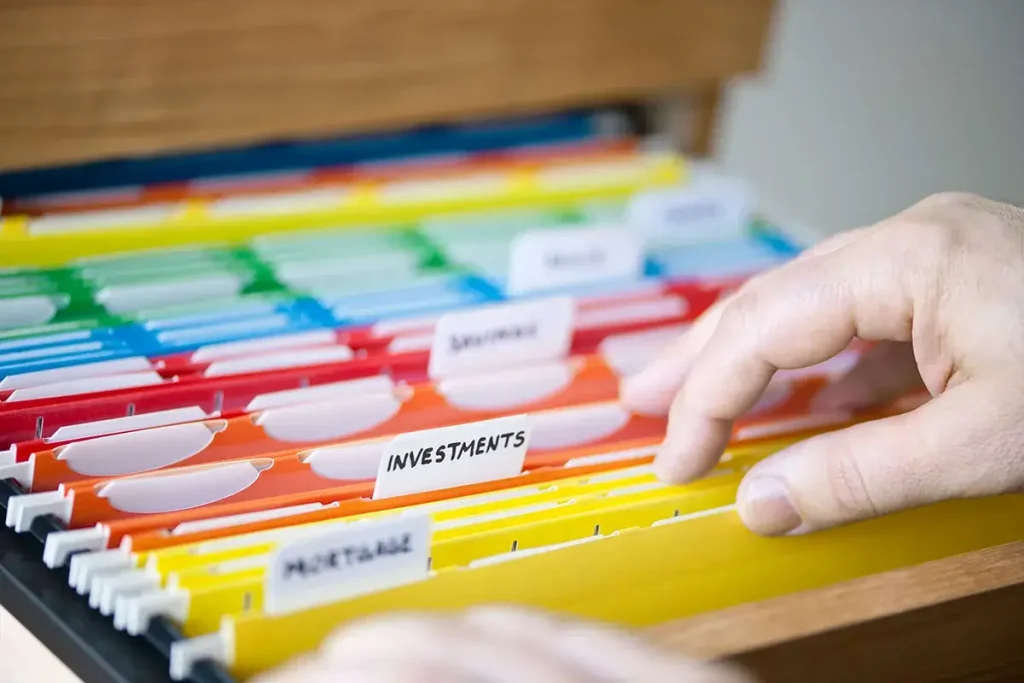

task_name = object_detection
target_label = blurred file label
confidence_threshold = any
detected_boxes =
[507,227,642,295]
[264,514,431,615]
[628,176,753,243]
[373,414,531,499]
[428,297,573,379]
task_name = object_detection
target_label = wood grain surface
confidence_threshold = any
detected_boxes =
[649,541,1024,683]
[0,0,774,171]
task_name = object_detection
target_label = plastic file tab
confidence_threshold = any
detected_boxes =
[507,227,643,295]
[427,297,574,379]
[373,415,531,499]
[627,174,754,247]
[263,513,431,616]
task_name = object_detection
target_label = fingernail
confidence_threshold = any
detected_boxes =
[738,475,803,535]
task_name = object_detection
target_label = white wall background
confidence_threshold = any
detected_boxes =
[716,0,1024,236]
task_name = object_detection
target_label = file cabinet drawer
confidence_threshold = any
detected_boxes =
[0,0,773,171]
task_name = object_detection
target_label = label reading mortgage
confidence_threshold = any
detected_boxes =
[427,297,573,379]
[263,513,431,615]
[372,414,532,500]
[507,227,643,295]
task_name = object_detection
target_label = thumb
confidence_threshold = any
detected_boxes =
[736,379,1024,535]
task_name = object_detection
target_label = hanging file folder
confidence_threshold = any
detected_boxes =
[167,494,1024,680]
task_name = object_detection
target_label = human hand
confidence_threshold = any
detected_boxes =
[253,607,755,683]
[622,192,1024,535]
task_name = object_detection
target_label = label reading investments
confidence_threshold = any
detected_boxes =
[264,513,431,615]
[427,296,574,380]
[373,414,532,500]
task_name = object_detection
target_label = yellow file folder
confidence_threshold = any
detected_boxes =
[168,493,1024,681]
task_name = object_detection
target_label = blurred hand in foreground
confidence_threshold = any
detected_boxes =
[254,607,755,683]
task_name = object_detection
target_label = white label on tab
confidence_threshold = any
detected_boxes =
[263,514,431,615]
[427,297,573,380]
[507,227,642,296]
[373,414,531,500]
[627,176,753,244]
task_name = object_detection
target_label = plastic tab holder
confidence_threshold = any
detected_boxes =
[0,477,234,683]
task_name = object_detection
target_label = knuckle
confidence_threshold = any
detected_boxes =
[914,191,1022,230]
[883,214,963,289]
[898,214,963,258]
[915,191,984,211]
[719,289,760,334]
[893,194,1024,293]
[715,292,767,353]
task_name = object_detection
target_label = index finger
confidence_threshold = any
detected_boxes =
[621,225,875,416]
[655,230,916,483]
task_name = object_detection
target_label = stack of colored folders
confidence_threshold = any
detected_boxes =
[0,109,1020,683]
